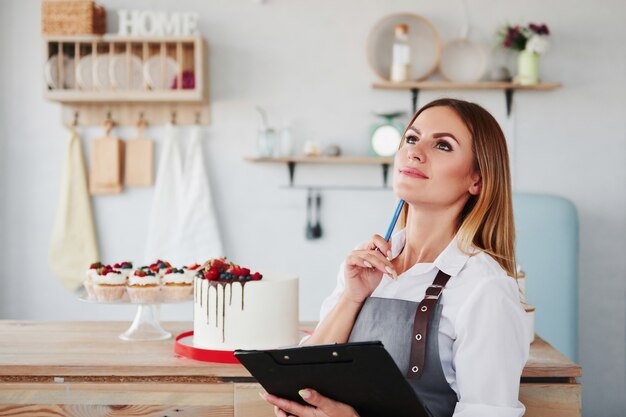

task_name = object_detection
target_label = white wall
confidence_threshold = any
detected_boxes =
[1,0,624,415]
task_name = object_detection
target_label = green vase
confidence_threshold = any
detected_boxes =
[517,50,540,85]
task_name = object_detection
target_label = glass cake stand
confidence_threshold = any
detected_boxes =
[78,293,190,341]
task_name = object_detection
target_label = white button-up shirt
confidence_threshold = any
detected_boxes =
[317,229,530,417]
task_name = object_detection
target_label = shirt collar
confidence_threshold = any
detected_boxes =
[391,229,473,277]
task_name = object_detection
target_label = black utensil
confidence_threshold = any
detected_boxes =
[313,191,323,239]
[306,189,315,240]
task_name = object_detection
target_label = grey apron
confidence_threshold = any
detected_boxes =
[348,294,458,417]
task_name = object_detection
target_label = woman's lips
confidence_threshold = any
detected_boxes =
[399,167,429,179]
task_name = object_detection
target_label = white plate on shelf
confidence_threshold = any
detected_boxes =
[76,54,95,90]
[439,39,487,83]
[110,54,144,90]
[93,55,113,90]
[367,13,442,81]
[44,54,75,89]
[143,55,179,90]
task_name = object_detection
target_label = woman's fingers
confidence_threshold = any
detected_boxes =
[369,234,393,259]
[274,405,287,417]
[358,234,392,259]
[263,392,315,417]
[298,388,358,416]
[346,251,397,279]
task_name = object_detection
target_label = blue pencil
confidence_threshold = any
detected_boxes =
[384,199,405,242]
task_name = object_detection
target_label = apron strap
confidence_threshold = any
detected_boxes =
[407,269,451,379]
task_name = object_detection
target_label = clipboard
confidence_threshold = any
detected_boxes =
[234,341,428,417]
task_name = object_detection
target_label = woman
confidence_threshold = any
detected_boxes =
[262,98,530,417]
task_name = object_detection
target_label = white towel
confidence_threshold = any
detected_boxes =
[175,126,224,264]
[144,123,184,264]
[49,128,99,291]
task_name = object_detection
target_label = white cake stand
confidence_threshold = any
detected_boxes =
[78,293,190,341]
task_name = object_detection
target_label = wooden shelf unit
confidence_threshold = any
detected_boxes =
[372,81,562,116]
[43,35,209,126]
[244,156,394,188]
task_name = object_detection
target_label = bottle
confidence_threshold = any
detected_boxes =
[257,128,276,158]
[278,122,294,157]
[390,24,411,82]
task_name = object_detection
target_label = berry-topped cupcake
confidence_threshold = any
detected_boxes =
[92,265,127,301]
[127,268,161,303]
[148,259,172,278]
[84,261,103,300]
[161,267,193,300]
[183,263,202,280]
[113,261,134,280]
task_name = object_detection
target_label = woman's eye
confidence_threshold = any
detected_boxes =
[404,135,418,145]
[435,141,452,151]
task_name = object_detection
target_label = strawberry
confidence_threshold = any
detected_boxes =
[187,263,201,270]
[204,268,219,281]
[149,264,159,272]
[210,258,227,271]
[240,267,250,276]
[113,263,121,269]
[89,262,102,269]
[251,272,262,281]
[165,268,174,275]
[134,270,146,277]
[228,265,242,276]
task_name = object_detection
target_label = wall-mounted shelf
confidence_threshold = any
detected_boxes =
[372,81,562,116]
[244,156,394,188]
[43,35,209,126]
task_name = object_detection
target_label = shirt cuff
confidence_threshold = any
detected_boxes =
[453,401,526,417]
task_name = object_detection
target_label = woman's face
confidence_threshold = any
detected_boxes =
[393,106,481,209]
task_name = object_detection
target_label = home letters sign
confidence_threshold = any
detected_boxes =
[118,10,199,36]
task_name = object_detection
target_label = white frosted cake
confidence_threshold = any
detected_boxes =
[193,261,299,351]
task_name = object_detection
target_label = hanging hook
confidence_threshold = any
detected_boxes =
[195,111,201,125]
[72,111,79,127]
[170,111,177,125]
[104,111,114,136]
[136,111,147,131]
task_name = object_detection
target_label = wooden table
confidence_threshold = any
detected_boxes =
[0,321,581,416]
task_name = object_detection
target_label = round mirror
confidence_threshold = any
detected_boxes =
[371,125,402,156]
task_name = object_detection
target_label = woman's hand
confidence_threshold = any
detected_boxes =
[262,388,359,417]
[343,234,396,304]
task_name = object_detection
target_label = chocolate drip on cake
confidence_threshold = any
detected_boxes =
[214,282,219,328]
[241,281,247,310]
[195,271,260,344]
[222,284,228,342]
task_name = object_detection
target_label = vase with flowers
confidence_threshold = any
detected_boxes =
[499,23,550,85]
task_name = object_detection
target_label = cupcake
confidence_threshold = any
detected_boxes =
[183,263,202,280]
[84,261,102,300]
[113,261,134,280]
[148,259,172,278]
[162,267,193,300]
[127,268,161,303]
[93,266,127,301]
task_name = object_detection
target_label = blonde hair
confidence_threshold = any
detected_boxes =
[396,98,517,276]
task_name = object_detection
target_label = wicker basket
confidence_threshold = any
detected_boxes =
[41,0,106,35]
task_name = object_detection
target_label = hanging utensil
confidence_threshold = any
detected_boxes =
[125,112,154,187]
[305,189,315,240]
[312,191,323,239]
[89,112,123,195]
